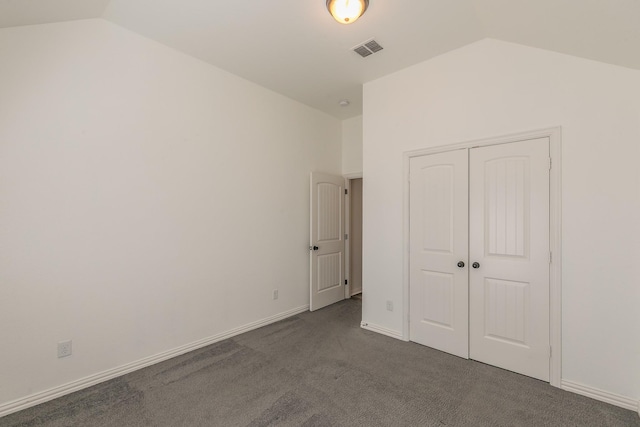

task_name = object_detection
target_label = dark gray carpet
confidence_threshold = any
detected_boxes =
[2,299,638,426]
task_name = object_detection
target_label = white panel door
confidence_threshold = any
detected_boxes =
[409,150,469,358]
[310,172,345,311]
[469,138,550,381]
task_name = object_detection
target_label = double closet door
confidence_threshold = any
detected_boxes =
[409,138,550,381]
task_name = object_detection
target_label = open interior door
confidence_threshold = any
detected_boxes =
[310,172,345,311]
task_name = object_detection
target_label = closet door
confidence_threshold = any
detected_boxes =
[468,138,550,381]
[409,150,469,358]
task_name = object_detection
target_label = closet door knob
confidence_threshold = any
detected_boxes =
[457,261,465,268]
[472,262,480,269]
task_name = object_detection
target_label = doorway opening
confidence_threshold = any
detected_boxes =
[347,177,363,299]
[309,173,363,311]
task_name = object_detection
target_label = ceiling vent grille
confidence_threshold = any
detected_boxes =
[352,39,383,58]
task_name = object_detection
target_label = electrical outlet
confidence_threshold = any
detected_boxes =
[386,301,393,312]
[58,340,72,358]
[273,289,279,300]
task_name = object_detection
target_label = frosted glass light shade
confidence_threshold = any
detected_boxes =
[326,0,369,24]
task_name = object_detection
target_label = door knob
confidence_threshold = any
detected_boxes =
[310,245,319,251]
[472,262,480,269]
[457,261,465,268]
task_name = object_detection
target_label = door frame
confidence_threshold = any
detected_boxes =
[344,172,363,299]
[402,127,562,387]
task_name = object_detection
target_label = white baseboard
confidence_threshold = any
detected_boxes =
[360,321,404,340]
[0,305,309,418]
[561,379,639,414]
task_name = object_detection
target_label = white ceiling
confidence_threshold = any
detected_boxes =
[0,0,109,28]
[2,0,640,119]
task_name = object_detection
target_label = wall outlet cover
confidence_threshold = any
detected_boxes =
[58,340,72,358]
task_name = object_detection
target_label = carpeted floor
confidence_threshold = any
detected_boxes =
[2,299,638,426]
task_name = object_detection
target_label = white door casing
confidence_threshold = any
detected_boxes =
[310,172,345,311]
[409,150,469,358]
[469,138,550,381]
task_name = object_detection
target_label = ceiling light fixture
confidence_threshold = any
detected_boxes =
[326,0,369,25]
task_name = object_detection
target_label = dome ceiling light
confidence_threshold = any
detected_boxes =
[326,0,369,25]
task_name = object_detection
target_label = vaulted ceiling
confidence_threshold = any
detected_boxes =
[2,0,640,119]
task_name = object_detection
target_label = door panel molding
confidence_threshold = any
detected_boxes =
[402,127,562,387]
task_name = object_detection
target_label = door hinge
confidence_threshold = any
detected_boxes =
[549,251,553,263]
[345,279,348,285]
[549,158,552,170]
[345,189,348,195]
[549,345,552,358]
[345,233,348,240]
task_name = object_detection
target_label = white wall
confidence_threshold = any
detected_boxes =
[362,39,640,402]
[0,19,341,406]
[342,115,363,175]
